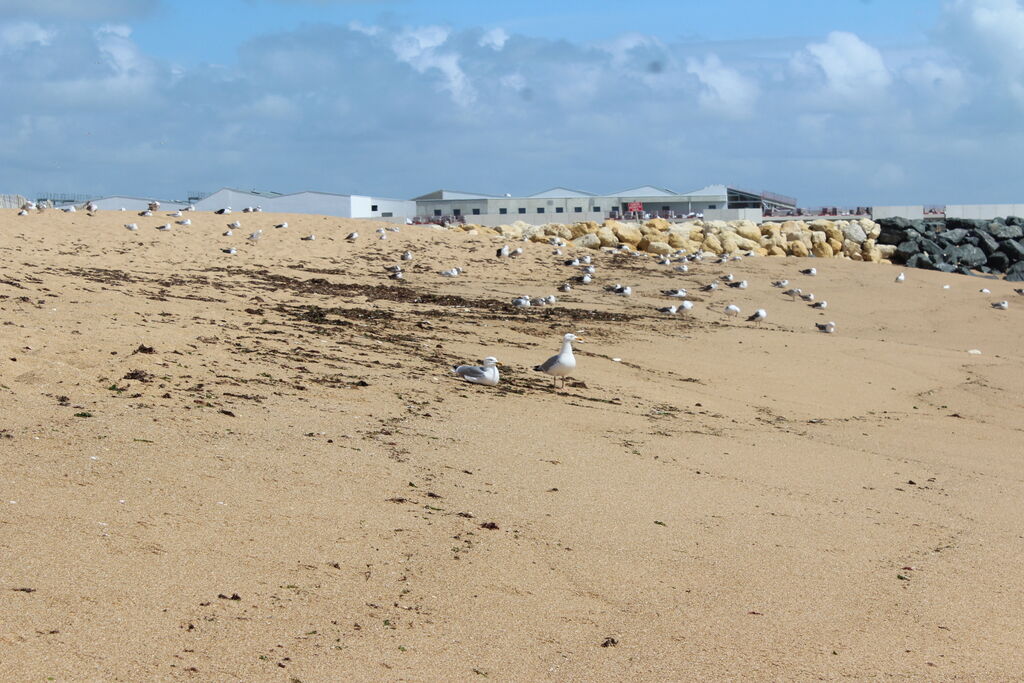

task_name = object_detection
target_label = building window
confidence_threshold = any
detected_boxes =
[433,209,442,216]
[453,209,461,216]
[555,207,564,213]
[574,207,582,213]
[708,204,717,209]
[661,206,670,211]
[537,207,545,214]
[593,206,601,212]
[499,208,508,215]
[371,204,378,211]
[518,208,526,214]
[382,212,393,217]
[472,208,480,215]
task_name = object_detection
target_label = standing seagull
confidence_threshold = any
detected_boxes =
[534,333,584,389]
[497,244,510,258]
[895,272,905,283]
[724,304,741,317]
[247,229,263,243]
[747,309,767,324]
[452,357,501,386]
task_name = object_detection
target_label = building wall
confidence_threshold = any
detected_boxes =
[871,205,925,220]
[944,204,1024,220]
[703,208,763,222]
[90,197,190,211]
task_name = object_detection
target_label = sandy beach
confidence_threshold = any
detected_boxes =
[2,208,1023,681]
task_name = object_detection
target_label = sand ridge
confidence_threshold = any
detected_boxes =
[1,208,1023,680]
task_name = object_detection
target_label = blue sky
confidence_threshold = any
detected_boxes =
[1,0,1022,206]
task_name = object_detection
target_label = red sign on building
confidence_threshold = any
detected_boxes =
[627,201,644,212]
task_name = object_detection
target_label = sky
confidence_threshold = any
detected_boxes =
[1,0,1022,206]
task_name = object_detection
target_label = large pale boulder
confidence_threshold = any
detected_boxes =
[689,227,707,242]
[841,221,868,243]
[863,247,882,262]
[644,217,671,232]
[667,232,690,249]
[596,227,619,247]
[812,242,834,258]
[828,237,844,254]
[574,233,602,250]
[530,231,552,243]
[877,244,897,259]
[612,222,643,245]
[810,230,828,245]
[734,220,762,242]
[768,245,787,257]
[860,218,880,239]
[495,224,524,240]
[732,235,760,251]
[569,221,599,238]
[543,223,573,240]
[702,233,724,254]
[760,223,782,237]
[781,220,807,234]
[645,241,673,255]
[841,239,861,257]
[720,233,739,253]
[788,240,810,257]
[704,220,729,233]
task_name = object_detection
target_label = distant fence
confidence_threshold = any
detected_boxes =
[0,194,28,209]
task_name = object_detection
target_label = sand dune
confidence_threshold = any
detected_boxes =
[1,208,1023,680]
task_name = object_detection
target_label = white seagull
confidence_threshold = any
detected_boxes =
[816,321,837,333]
[724,304,741,317]
[558,283,572,292]
[800,292,816,302]
[800,267,817,276]
[663,288,688,298]
[512,295,531,307]
[156,223,172,231]
[657,305,679,315]
[124,223,138,231]
[747,309,767,324]
[177,219,191,226]
[300,235,316,241]
[771,279,789,288]
[895,272,905,283]
[275,222,288,229]
[782,287,802,301]
[223,229,233,236]
[440,267,463,277]
[228,221,241,229]
[727,280,748,289]
[534,333,584,388]
[247,230,263,242]
[811,300,828,309]
[402,250,414,261]
[992,300,1009,310]
[346,232,359,241]
[496,244,510,258]
[222,247,237,255]
[453,356,501,386]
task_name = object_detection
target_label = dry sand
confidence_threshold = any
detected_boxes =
[1,208,1023,681]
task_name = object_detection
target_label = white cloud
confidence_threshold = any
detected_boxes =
[0,21,55,51]
[797,31,891,99]
[686,54,759,116]
[941,0,1024,105]
[479,27,508,51]
[391,26,476,106]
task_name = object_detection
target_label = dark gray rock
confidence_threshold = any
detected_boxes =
[895,239,921,262]
[1002,239,1024,261]
[906,252,934,269]
[947,217,987,231]
[990,222,1024,240]
[1006,216,1023,226]
[972,229,1001,255]
[1007,261,1024,281]
[947,244,987,268]
[939,228,969,245]
[935,263,958,273]
[918,238,945,259]
[987,251,1010,272]
[877,218,911,245]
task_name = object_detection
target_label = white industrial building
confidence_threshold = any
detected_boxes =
[412,184,797,226]
[86,187,415,219]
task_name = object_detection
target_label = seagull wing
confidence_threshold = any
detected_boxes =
[534,354,561,373]
[454,364,489,382]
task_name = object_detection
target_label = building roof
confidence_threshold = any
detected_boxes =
[413,189,502,201]
[612,185,679,197]
[528,187,597,199]
[676,184,729,198]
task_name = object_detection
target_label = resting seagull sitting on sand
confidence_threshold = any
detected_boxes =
[453,357,501,386]
[534,333,584,389]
